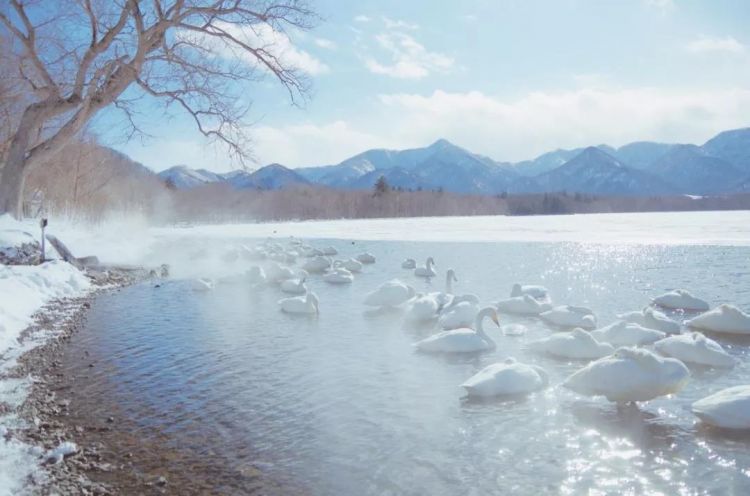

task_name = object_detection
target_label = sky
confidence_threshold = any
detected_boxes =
[97,0,750,172]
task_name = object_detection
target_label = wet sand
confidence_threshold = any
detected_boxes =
[8,269,283,495]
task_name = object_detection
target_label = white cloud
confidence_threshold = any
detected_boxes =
[251,121,399,166]
[687,36,745,55]
[181,21,329,76]
[376,88,750,161]
[314,37,337,50]
[354,15,371,23]
[382,17,419,30]
[364,32,454,79]
[644,0,675,12]
[135,87,750,170]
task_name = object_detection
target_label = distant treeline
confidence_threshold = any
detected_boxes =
[22,139,750,223]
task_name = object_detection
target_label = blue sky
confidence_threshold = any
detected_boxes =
[100,0,750,172]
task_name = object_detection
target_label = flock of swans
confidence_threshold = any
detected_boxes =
[190,238,750,431]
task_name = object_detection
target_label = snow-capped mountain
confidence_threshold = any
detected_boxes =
[649,145,741,195]
[702,127,750,174]
[535,147,674,196]
[159,164,308,191]
[158,165,224,189]
[156,126,750,197]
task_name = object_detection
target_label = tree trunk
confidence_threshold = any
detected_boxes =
[0,105,44,219]
[0,153,26,218]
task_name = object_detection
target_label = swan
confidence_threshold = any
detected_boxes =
[279,292,319,314]
[414,257,437,278]
[302,255,332,274]
[265,261,296,283]
[423,269,458,312]
[324,263,354,284]
[654,332,734,368]
[402,258,416,269]
[529,328,614,360]
[321,246,338,256]
[190,278,214,292]
[652,289,709,311]
[406,293,441,322]
[540,305,597,329]
[438,300,480,330]
[342,258,363,273]
[497,295,553,316]
[591,321,666,347]
[245,266,266,285]
[364,280,416,307]
[511,283,549,301]
[414,307,499,353]
[617,307,680,334]
[563,347,690,403]
[692,386,750,429]
[281,275,307,295]
[461,358,548,398]
[686,304,750,335]
[356,252,376,264]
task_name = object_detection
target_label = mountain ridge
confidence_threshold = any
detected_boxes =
[156,126,750,197]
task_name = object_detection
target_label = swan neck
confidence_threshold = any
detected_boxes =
[446,273,453,294]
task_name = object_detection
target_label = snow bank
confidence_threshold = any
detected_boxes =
[0,217,92,496]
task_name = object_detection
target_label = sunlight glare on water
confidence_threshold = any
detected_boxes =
[71,239,750,495]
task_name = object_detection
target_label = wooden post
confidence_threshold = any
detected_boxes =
[40,218,48,264]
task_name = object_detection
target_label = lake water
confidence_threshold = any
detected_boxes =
[72,238,750,495]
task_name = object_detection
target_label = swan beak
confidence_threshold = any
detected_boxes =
[491,312,500,326]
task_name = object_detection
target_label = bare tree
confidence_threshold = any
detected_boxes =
[0,0,318,218]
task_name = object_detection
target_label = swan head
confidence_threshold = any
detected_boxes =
[447,269,457,282]
[478,306,500,327]
[307,292,320,313]
[427,257,435,266]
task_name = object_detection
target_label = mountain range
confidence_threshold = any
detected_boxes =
[157,127,750,197]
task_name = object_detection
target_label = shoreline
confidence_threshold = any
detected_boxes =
[7,268,277,495]
[4,266,148,495]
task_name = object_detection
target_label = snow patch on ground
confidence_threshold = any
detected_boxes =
[0,216,91,495]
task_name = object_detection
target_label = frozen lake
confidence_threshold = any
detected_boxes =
[68,235,750,495]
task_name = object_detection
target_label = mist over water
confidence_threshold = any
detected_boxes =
[69,236,750,495]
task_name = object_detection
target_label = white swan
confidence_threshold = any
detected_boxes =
[563,347,690,403]
[323,263,354,284]
[529,328,614,360]
[654,332,734,368]
[617,307,680,334]
[279,292,319,314]
[356,252,376,264]
[364,280,416,307]
[406,293,440,322]
[414,307,499,353]
[511,283,549,301]
[591,321,666,347]
[190,278,214,292]
[540,305,597,329]
[692,386,750,429]
[401,258,416,269]
[461,358,548,398]
[321,246,338,256]
[265,262,296,283]
[497,295,553,316]
[686,304,750,335]
[438,300,480,330]
[302,255,332,274]
[245,266,266,285]
[280,275,307,295]
[653,289,709,311]
[414,257,437,278]
[342,258,363,273]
